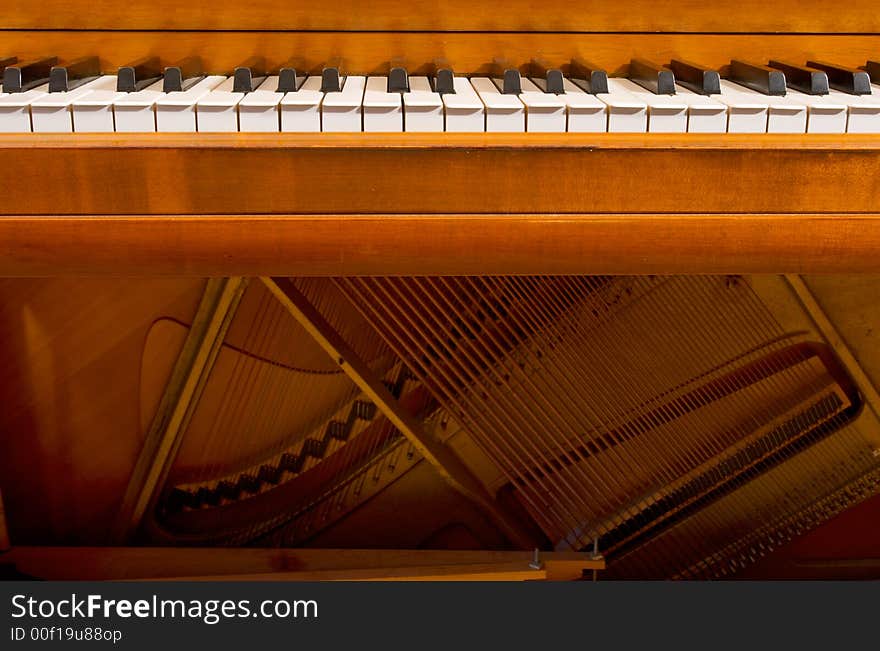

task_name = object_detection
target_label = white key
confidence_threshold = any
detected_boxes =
[280,75,323,132]
[363,76,403,132]
[442,77,484,132]
[714,81,769,133]
[786,89,847,134]
[596,80,647,132]
[470,77,524,132]
[674,85,728,133]
[519,77,566,132]
[829,87,880,133]
[0,84,49,132]
[765,93,808,133]
[559,79,607,133]
[403,76,442,132]
[238,76,283,132]
[322,75,365,132]
[72,77,125,132]
[113,79,164,132]
[155,75,226,132]
[31,75,117,133]
[196,76,244,132]
[611,78,688,133]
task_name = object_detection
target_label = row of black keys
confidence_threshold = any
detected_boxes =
[2,54,880,97]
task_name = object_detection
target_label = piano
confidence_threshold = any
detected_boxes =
[1,0,880,581]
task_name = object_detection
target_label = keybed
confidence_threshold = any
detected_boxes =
[3,57,880,133]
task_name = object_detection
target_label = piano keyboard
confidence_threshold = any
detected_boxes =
[2,57,880,133]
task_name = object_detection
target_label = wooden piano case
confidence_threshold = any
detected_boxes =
[1,1,879,581]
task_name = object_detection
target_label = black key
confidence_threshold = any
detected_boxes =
[49,56,101,93]
[629,58,675,95]
[806,60,871,95]
[117,56,161,93]
[321,58,344,93]
[163,56,204,93]
[0,56,16,73]
[232,56,266,93]
[430,59,455,95]
[768,60,829,95]
[668,59,720,95]
[569,58,608,94]
[387,58,409,93]
[490,58,521,94]
[729,60,787,96]
[3,57,56,93]
[530,57,565,94]
[866,61,880,84]
[276,59,305,93]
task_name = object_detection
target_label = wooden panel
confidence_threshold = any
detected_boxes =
[1,214,878,275]
[1,0,878,33]
[3,547,603,580]
[1,133,880,216]
[1,32,879,75]
[0,278,205,544]
[0,490,8,550]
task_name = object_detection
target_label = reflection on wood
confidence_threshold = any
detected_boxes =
[0,278,206,545]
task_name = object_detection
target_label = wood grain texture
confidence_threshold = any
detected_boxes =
[1,32,879,75]
[1,0,878,33]
[2,133,880,216]
[1,215,878,275]
[3,547,602,580]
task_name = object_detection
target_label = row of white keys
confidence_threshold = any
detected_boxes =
[403,76,443,132]
[323,75,365,132]
[11,71,880,135]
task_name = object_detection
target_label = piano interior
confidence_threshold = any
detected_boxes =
[1,1,880,581]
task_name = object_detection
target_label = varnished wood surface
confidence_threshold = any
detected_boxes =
[9,132,880,150]
[2,133,880,216]
[1,215,879,275]
[3,0,879,33]
[0,278,205,544]
[1,32,879,75]
[2,547,602,580]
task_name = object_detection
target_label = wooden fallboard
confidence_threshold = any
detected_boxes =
[1,133,879,275]
[4,0,879,33]
[1,33,879,75]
